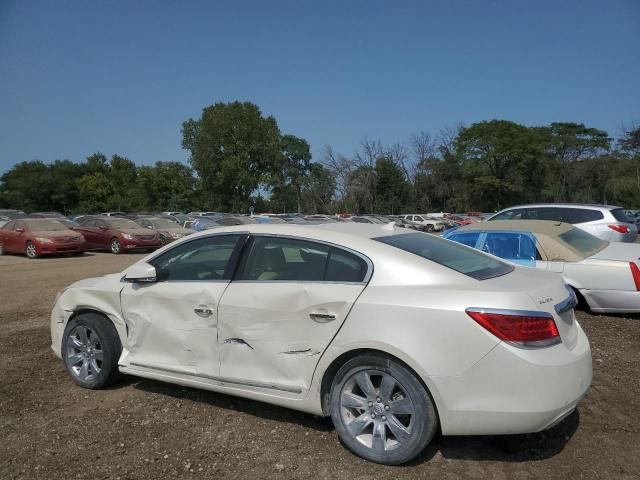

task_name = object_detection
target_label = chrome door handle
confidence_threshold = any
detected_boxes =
[194,305,213,317]
[309,312,336,323]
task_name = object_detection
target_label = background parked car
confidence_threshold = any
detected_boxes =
[401,214,446,232]
[133,217,193,245]
[75,216,161,254]
[486,203,638,242]
[0,218,85,258]
[443,219,640,313]
[28,211,65,218]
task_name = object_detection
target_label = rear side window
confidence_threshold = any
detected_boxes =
[237,236,368,283]
[611,208,632,223]
[375,233,513,280]
[525,207,603,223]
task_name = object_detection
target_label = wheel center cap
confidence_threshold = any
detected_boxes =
[372,403,385,416]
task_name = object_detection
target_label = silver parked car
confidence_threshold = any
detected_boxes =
[486,204,637,242]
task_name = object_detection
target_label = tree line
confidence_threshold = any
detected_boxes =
[1,101,638,214]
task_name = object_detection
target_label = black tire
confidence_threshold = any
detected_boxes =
[110,237,121,254]
[425,224,435,233]
[25,241,38,259]
[329,354,438,465]
[62,313,123,389]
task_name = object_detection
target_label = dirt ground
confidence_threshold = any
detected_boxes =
[0,252,638,480]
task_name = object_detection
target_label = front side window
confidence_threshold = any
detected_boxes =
[375,232,513,280]
[2,221,15,230]
[237,236,368,283]
[491,208,523,220]
[482,232,537,267]
[447,232,481,248]
[150,235,241,281]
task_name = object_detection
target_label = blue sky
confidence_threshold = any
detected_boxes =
[0,0,638,174]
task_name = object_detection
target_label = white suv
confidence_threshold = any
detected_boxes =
[402,214,445,232]
[487,204,638,242]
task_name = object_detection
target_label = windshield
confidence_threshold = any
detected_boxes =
[106,219,141,229]
[28,220,68,232]
[375,232,514,280]
[151,219,181,229]
[558,228,607,257]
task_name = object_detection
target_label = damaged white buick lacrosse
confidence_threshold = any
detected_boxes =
[51,223,592,465]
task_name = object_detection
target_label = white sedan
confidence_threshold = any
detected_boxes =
[50,223,592,465]
[443,220,640,313]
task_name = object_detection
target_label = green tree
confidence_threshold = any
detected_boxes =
[77,172,113,212]
[541,122,610,202]
[136,161,195,211]
[182,101,281,211]
[456,120,545,210]
[375,156,408,214]
[301,163,335,213]
[108,154,138,211]
[269,134,312,213]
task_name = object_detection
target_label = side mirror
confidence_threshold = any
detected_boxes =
[147,225,153,229]
[15,228,25,233]
[124,262,157,283]
[99,225,108,230]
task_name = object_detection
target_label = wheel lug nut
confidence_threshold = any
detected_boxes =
[368,401,373,407]
[371,413,376,418]
[382,416,387,421]
[384,405,390,411]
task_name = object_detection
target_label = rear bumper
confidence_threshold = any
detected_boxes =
[581,288,640,313]
[431,324,592,436]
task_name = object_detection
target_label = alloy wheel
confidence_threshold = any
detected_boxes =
[26,242,37,258]
[110,239,121,254]
[339,369,416,453]
[65,325,103,382]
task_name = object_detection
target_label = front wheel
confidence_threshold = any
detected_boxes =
[329,354,438,465]
[425,224,435,233]
[62,313,122,389]
[110,237,121,254]
[25,241,38,259]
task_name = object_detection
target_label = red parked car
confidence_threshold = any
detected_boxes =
[0,219,85,258]
[75,216,161,254]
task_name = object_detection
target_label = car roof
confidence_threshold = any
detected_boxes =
[495,203,622,211]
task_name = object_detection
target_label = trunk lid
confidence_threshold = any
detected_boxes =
[482,267,579,348]
[589,242,640,263]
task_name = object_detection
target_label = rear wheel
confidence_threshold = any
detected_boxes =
[62,313,122,389]
[110,237,121,254]
[330,354,437,465]
[25,241,38,259]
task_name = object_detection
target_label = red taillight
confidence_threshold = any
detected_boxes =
[466,309,560,347]
[630,262,640,291]
[608,224,630,234]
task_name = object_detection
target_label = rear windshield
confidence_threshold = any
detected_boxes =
[558,228,607,257]
[374,232,514,280]
[151,219,181,229]
[611,208,632,223]
[27,220,68,231]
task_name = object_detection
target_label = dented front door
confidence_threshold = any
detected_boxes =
[119,234,244,378]
[217,235,369,395]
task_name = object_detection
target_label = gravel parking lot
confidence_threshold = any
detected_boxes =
[0,252,638,479]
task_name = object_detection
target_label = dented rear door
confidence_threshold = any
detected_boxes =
[119,234,244,379]
[217,235,370,395]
